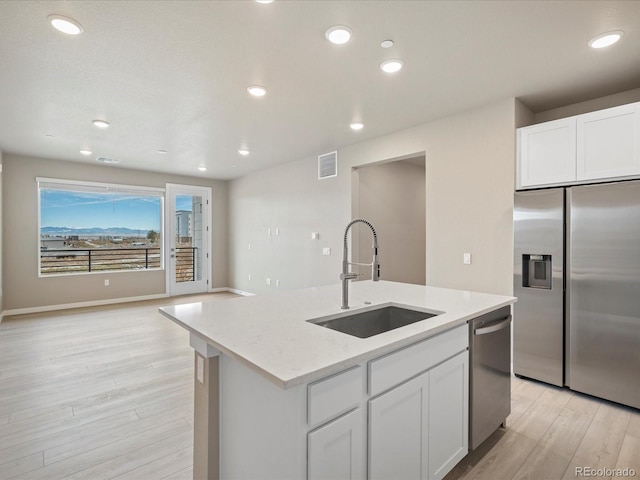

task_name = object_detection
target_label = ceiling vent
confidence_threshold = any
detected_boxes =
[318,151,337,179]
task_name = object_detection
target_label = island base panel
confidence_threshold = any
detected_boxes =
[194,353,219,480]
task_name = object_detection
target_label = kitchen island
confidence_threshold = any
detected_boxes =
[160,280,516,480]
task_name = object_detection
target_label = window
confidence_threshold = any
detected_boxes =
[37,178,164,276]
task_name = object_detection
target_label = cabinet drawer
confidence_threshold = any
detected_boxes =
[308,365,362,427]
[368,324,467,397]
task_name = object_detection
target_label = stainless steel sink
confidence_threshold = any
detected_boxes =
[309,306,439,338]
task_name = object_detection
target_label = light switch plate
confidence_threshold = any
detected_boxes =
[463,253,472,265]
[323,247,331,256]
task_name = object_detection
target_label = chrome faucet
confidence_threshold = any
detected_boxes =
[340,219,380,309]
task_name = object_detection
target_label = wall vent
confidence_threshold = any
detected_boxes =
[318,151,337,179]
[96,156,121,164]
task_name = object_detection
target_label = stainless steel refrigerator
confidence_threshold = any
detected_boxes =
[514,180,640,410]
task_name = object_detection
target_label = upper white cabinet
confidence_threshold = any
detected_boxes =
[517,117,577,189]
[517,102,640,189]
[576,103,640,181]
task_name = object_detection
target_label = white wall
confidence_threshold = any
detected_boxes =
[229,98,517,297]
[533,87,640,123]
[352,158,426,285]
[2,154,228,311]
[0,149,3,316]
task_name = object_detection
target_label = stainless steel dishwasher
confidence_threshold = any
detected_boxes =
[468,306,511,450]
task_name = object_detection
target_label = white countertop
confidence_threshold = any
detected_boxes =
[159,281,516,389]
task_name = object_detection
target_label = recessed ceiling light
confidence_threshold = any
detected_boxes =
[247,85,268,97]
[92,119,110,129]
[255,0,274,3]
[198,166,207,172]
[380,39,394,49]
[350,122,364,131]
[380,59,404,73]
[325,25,353,45]
[48,14,84,35]
[238,149,250,156]
[157,149,167,154]
[79,149,92,155]
[588,30,624,49]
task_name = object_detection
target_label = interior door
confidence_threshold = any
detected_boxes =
[166,184,211,296]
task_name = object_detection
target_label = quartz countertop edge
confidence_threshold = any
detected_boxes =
[159,281,516,389]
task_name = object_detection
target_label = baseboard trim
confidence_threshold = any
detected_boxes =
[1,293,169,319]
[0,287,256,321]
[222,288,256,296]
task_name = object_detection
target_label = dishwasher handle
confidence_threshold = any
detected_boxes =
[474,315,511,336]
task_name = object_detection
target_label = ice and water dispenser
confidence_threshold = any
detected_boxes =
[522,254,552,289]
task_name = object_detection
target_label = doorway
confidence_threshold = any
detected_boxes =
[351,155,426,285]
[165,184,211,296]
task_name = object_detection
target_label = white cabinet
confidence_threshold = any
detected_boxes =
[368,324,468,397]
[307,366,365,480]
[517,117,576,189]
[577,103,640,181]
[306,325,469,480]
[516,101,640,189]
[307,366,362,428]
[369,372,429,480]
[368,347,469,480]
[308,408,365,480]
[428,351,469,480]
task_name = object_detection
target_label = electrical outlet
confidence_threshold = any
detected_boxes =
[463,253,472,265]
[104,279,110,286]
[323,247,331,256]
[266,278,271,286]
[276,279,280,287]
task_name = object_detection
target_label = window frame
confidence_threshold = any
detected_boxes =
[37,177,165,277]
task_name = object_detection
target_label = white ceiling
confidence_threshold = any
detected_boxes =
[1,1,639,180]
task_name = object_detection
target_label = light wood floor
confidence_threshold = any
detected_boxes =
[1,295,639,480]
[446,375,640,480]
[0,292,237,480]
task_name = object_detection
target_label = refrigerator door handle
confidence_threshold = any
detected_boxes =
[474,315,512,336]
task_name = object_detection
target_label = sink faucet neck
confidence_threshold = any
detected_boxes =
[342,218,378,263]
[341,219,381,309]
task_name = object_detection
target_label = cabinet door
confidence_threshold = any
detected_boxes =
[517,118,576,189]
[577,103,640,181]
[308,408,364,480]
[428,351,469,480]
[369,372,429,480]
